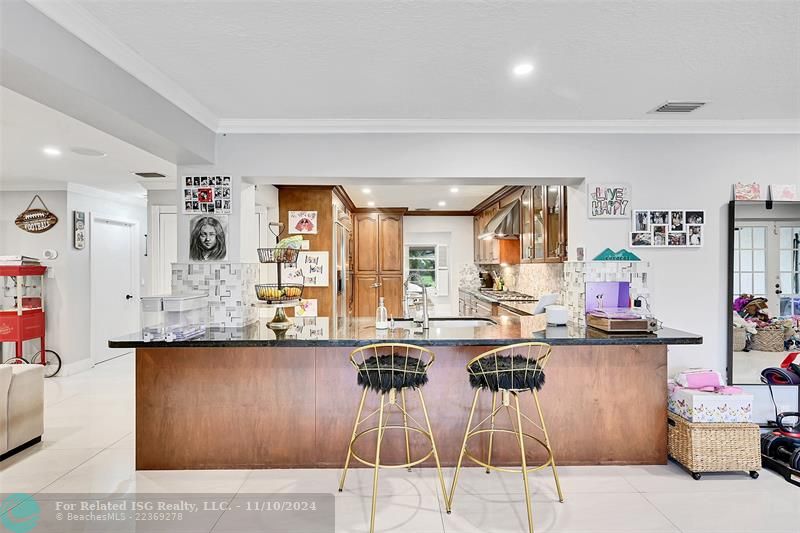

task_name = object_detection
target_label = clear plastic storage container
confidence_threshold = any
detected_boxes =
[141,293,208,342]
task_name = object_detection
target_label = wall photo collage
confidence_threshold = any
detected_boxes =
[630,210,705,248]
[183,175,232,214]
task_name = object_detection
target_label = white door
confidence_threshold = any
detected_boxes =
[157,210,177,293]
[91,217,139,364]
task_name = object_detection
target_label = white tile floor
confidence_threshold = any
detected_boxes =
[1,353,798,532]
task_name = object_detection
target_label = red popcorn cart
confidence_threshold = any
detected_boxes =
[0,264,61,377]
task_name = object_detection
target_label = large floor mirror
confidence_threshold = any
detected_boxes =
[727,201,800,408]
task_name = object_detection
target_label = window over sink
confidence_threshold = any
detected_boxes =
[408,245,436,287]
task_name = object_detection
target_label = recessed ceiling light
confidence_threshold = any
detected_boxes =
[362,188,371,194]
[438,201,446,207]
[367,201,375,207]
[42,146,61,157]
[450,187,459,193]
[71,147,107,157]
[512,62,534,77]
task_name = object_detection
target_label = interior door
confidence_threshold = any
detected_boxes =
[378,214,403,273]
[91,218,138,364]
[157,210,177,293]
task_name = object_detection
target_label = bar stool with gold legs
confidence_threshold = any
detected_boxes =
[447,342,564,533]
[338,343,450,533]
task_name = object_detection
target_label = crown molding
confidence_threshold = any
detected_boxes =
[217,118,800,135]
[26,0,219,132]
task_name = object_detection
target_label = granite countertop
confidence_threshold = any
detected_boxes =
[110,316,702,348]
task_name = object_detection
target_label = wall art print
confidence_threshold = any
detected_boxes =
[183,176,232,214]
[630,210,705,248]
[73,211,86,250]
[189,214,228,261]
[288,211,318,234]
[588,183,631,218]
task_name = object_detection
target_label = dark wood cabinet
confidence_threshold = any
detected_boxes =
[378,214,403,273]
[354,211,404,316]
[355,213,379,273]
[520,185,567,263]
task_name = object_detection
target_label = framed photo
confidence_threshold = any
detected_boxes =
[289,211,318,234]
[633,210,649,232]
[631,210,705,248]
[687,225,703,247]
[734,182,763,200]
[182,176,232,214]
[669,211,684,232]
[770,184,797,201]
[588,183,631,218]
[189,214,228,261]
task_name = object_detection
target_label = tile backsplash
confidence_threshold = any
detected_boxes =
[500,263,565,298]
[172,262,258,328]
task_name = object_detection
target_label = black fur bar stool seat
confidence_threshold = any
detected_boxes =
[448,342,564,533]
[338,343,449,533]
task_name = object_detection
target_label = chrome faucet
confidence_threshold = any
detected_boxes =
[404,273,430,329]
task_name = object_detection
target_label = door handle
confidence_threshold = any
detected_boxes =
[125,294,133,300]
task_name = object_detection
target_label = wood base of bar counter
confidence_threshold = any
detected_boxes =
[136,344,667,470]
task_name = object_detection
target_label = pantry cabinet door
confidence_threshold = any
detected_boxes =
[355,213,379,273]
[378,214,403,274]
[355,275,379,317]
[380,275,404,317]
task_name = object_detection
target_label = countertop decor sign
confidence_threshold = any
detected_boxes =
[15,195,58,233]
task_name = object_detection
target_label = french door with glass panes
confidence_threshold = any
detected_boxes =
[734,223,800,314]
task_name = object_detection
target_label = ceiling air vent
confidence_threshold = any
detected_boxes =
[415,208,432,212]
[650,101,707,113]
[134,172,166,178]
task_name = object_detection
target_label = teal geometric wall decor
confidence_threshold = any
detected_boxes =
[593,248,641,261]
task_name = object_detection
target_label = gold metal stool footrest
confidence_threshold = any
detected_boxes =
[349,424,435,469]
[463,427,556,474]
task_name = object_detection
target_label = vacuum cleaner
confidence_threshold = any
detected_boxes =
[760,354,800,486]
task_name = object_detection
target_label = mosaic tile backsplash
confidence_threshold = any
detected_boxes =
[172,263,258,328]
[500,263,565,298]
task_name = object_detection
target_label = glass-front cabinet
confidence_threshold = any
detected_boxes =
[519,185,567,263]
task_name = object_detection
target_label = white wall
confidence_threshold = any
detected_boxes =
[403,216,474,314]
[0,185,146,373]
[0,191,69,363]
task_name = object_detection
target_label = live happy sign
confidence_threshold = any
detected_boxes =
[588,184,631,218]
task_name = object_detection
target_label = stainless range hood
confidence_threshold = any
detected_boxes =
[479,200,520,239]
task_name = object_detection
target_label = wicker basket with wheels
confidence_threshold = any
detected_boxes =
[668,412,760,479]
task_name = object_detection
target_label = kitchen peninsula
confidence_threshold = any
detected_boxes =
[111,317,701,471]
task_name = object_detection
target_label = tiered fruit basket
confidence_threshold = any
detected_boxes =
[256,223,304,334]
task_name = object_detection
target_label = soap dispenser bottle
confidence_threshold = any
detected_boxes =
[375,297,389,330]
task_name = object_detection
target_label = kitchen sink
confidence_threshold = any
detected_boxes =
[392,317,496,328]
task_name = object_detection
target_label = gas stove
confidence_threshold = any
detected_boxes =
[479,290,537,302]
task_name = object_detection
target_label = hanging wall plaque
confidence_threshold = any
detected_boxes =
[15,195,59,233]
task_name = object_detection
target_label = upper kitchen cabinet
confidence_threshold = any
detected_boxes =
[354,212,379,272]
[477,185,568,264]
[519,185,567,263]
[545,185,567,261]
[378,213,403,273]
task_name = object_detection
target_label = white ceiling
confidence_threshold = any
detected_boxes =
[49,0,800,127]
[344,184,500,211]
[0,88,176,195]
